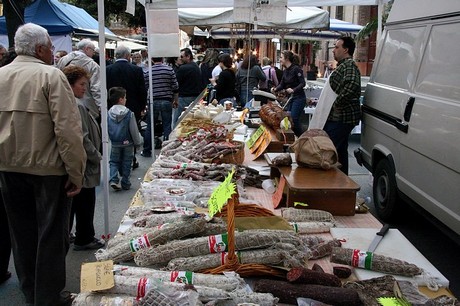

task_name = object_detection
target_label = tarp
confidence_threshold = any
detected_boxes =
[0,0,117,39]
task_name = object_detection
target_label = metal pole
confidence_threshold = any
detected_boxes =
[145,3,156,159]
[377,0,383,48]
[97,0,110,237]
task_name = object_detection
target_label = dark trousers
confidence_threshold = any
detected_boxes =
[70,187,96,246]
[286,95,307,137]
[0,172,70,305]
[323,121,355,175]
[0,191,11,275]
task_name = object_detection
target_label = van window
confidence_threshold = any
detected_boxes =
[374,27,425,90]
[415,22,460,102]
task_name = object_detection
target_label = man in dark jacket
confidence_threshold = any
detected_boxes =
[172,48,203,127]
[106,45,147,169]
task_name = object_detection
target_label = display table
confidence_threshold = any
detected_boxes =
[109,115,453,302]
[264,153,360,216]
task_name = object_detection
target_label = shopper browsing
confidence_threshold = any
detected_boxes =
[63,65,105,251]
[108,87,142,191]
[0,23,86,306]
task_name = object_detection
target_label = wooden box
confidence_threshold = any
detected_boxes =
[265,153,360,216]
[264,124,291,153]
[275,128,295,142]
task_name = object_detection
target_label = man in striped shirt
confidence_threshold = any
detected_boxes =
[142,57,179,157]
[325,36,362,175]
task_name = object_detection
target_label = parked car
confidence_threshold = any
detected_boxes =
[354,0,460,238]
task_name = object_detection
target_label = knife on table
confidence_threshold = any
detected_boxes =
[367,224,390,253]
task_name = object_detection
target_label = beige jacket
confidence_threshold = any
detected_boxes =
[0,55,86,188]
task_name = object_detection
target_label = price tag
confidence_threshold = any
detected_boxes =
[272,175,286,208]
[80,260,114,292]
[377,297,407,306]
[281,117,290,130]
[246,126,266,149]
[207,168,236,217]
[252,130,272,160]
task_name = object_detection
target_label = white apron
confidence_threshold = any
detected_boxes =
[308,73,338,130]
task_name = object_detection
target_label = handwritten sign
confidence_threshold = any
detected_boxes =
[207,168,236,217]
[80,260,114,292]
[247,125,266,149]
[272,175,286,208]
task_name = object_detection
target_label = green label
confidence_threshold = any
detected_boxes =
[246,125,266,149]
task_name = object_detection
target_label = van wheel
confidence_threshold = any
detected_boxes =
[373,158,399,221]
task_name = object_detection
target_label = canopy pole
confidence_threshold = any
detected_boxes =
[97,0,110,238]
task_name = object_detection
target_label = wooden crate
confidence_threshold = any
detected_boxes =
[265,153,360,216]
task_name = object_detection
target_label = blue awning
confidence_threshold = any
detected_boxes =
[0,0,116,38]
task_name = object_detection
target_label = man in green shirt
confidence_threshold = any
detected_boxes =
[325,36,361,175]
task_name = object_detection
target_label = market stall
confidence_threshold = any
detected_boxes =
[72,96,457,306]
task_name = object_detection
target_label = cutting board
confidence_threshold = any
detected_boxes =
[330,228,449,288]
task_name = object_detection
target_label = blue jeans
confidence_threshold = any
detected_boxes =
[143,100,173,153]
[0,172,70,305]
[323,121,355,175]
[109,145,134,188]
[240,89,254,108]
[173,96,196,128]
[285,95,306,136]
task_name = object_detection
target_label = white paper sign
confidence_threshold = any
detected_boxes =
[147,8,179,34]
[149,33,180,57]
[126,0,135,15]
[234,0,287,23]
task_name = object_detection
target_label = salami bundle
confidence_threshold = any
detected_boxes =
[259,103,292,130]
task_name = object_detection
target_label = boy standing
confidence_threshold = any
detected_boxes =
[108,87,142,191]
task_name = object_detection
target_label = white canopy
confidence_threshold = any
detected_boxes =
[151,0,386,8]
[179,6,330,30]
[194,18,363,41]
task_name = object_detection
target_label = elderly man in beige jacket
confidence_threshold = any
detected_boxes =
[0,23,86,306]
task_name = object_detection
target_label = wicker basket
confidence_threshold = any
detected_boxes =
[214,141,245,165]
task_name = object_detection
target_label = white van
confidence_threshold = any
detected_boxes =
[355,0,460,237]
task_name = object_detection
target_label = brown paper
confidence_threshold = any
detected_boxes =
[80,260,114,292]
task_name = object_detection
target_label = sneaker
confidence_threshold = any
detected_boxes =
[132,161,140,169]
[74,238,105,251]
[122,184,131,190]
[141,151,151,157]
[69,233,75,244]
[110,182,122,191]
